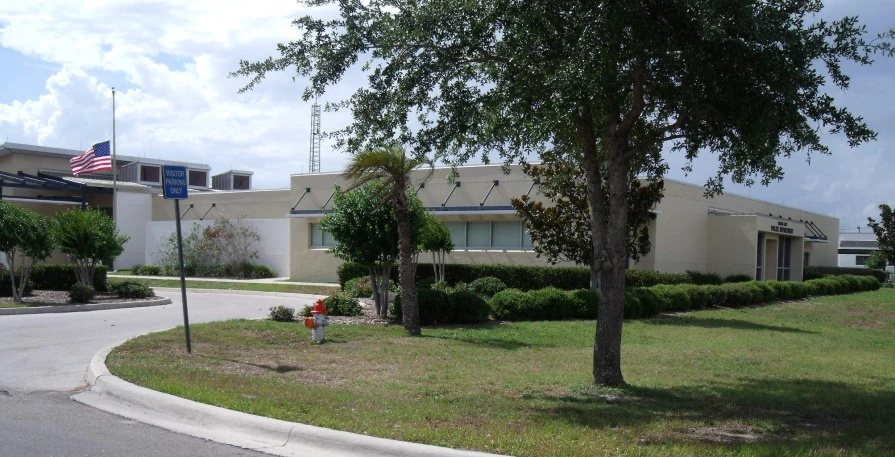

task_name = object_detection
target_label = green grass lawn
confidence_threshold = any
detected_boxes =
[108,289,895,457]
[109,278,339,296]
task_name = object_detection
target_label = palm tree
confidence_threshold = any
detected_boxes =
[344,145,432,335]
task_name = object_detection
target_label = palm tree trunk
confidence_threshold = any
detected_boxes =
[394,187,420,335]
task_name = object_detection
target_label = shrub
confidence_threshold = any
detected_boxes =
[702,285,728,307]
[337,262,372,288]
[299,305,313,317]
[526,287,578,320]
[724,274,754,283]
[686,270,723,285]
[720,283,752,307]
[269,306,295,321]
[651,285,692,311]
[677,284,712,309]
[323,294,363,316]
[490,289,534,321]
[626,270,692,288]
[628,287,662,317]
[467,277,508,297]
[752,281,777,302]
[391,288,453,325]
[765,281,793,300]
[570,289,599,319]
[805,266,886,283]
[235,262,277,279]
[28,264,108,292]
[450,290,492,323]
[69,284,95,303]
[789,281,807,299]
[133,265,162,276]
[110,281,154,299]
[624,292,643,319]
[344,277,374,298]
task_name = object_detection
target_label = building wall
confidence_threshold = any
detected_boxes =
[151,189,293,221]
[116,192,153,269]
[145,219,291,276]
[706,215,758,278]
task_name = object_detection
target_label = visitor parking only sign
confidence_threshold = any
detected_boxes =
[163,165,189,199]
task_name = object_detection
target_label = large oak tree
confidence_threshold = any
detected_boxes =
[234,0,894,385]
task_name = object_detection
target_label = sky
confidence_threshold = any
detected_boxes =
[0,0,893,230]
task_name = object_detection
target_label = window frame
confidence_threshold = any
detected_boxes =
[139,164,161,184]
[188,169,208,188]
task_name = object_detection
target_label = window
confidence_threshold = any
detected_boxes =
[856,255,870,266]
[777,236,792,281]
[445,222,466,248]
[491,221,522,248]
[439,221,533,250]
[233,174,250,190]
[188,170,207,187]
[803,252,810,269]
[310,224,336,247]
[756,233,765,280]
[467,222,491,248]
[140,165,160,183]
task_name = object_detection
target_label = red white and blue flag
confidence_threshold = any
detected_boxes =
[70,140,112,176]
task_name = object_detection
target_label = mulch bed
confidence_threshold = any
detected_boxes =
[0,290,158,307]
[324,298,391,326]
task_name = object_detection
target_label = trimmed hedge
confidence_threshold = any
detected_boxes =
[69,283,95,303]
[28,264,109,292]
[491,275,881,322]
[805,266,886,283]
[110,281,154,299]
[0,265,34,297]
[392,287,491,325]
[322,294,363,316]
[338,261,696,291]
[467,277,508,297]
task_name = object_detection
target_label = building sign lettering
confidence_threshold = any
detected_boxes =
[771,221,794,234]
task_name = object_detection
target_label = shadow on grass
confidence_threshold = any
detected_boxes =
[527,378,894,454]
[420,333,543,350]
[195,354,302,374]
[644,316,817,334]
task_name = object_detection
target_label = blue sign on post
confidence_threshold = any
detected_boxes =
[163,165,189,200]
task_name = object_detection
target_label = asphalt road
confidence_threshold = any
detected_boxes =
[0,290,319,457]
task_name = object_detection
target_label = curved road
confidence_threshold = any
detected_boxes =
[0,289,319,456]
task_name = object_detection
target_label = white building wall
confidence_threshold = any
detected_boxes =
[115,191,153,269]
[145,219,290,276]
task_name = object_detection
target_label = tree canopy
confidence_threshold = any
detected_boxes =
[235,0,895,385]
[0,202,55,302]
[52,208,128,286]
[868,203,895,268]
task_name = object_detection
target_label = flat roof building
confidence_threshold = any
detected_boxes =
[1,142,840,283]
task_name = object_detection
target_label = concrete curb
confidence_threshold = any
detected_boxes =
[0,297,172,316]
[152,287,328,300]
[74,342,503,457]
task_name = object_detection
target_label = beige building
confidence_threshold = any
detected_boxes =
[1,142,838,283]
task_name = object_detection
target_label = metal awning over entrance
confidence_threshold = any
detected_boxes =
[0,171,113,209]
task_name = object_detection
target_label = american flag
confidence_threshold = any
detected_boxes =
[70,141,112,176]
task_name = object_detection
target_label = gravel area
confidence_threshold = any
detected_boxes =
[0,290,159,307]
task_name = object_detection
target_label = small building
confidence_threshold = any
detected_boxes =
[837,231,894,275]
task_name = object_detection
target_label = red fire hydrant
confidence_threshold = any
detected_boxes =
[304,300,330,344]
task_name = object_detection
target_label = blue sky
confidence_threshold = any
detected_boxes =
[1,0,893,230]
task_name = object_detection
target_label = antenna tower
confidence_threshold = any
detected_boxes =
[309,97,321,173]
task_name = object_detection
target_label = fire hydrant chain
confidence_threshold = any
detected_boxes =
[304,299,330,344]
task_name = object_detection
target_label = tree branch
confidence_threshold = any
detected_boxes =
[617,59,647,137]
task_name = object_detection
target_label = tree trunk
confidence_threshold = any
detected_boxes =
[432,252,438,282]
[379,260,391,317]
[394,187,420,336]
[592,141,632,387]
[369,265,382,315]
[5,250,20,303]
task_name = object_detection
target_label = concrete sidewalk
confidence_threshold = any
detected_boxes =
[74,343,503,457]
[109,274,339,288]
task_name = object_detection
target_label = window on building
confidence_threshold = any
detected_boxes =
[445,222,466,248]
[855,255,870,266]
[188,170,207,187]
[439,221,534,250]
[140,165,160,183]
[756,233,765,280]
[232,174,250,190]
[777,236,792,281]
[310,224,336,247]
[803,252,810,269]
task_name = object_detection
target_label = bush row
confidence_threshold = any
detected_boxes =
[131,262,276,280]
[486,275,880,322]
[338,262,703,291]
[805,266,886,283]
[391,287,491,325]
[0,264,108,293]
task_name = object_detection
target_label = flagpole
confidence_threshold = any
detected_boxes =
[112,87,117,194]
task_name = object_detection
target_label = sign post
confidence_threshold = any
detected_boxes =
[163,166,192,354]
